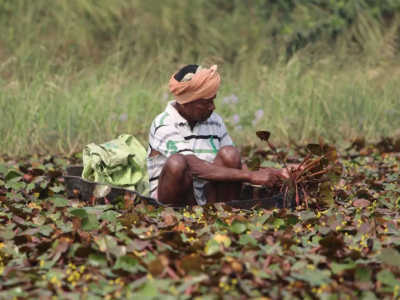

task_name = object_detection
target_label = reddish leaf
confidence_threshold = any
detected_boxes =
[353,198,370,208]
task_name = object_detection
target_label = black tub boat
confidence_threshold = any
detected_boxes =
[63,166,278,210]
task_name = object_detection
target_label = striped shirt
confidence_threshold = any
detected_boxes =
[147,100,234,205]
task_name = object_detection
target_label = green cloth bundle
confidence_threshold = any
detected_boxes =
[82,134,150,196]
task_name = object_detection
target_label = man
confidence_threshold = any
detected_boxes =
[147,64,285,207]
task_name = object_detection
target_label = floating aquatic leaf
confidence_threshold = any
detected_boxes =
[238,234,257,246]
[380,248,400,267]
[81,214,100,230]
[204,240,221,256]
[5,170,22,182]
[255,131,270,142]
[50,186,64,193]
[333,161,343,175]
[247,158,261,171]
[377,270,400,288]
[353,198,370,208]
[53,197,68,207]
[101,210,117,222]
[323,145,337,163]
[213,234,231,247]
[70,208,87,218]
[231,219,247,234]
[307,144,323,156]
[32,215,46,226]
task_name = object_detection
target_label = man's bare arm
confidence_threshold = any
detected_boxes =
[186,155,278,187]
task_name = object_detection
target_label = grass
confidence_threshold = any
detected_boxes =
[1,57,400,156]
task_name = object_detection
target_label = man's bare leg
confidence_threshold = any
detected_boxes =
[157,154,197,207]
[205,146,243,204]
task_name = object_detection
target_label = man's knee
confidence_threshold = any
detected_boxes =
[217,146,241,168]
[163,154,189,177]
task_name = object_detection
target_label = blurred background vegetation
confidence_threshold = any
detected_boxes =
[1,0,400,155]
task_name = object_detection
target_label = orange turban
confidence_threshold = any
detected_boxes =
[169,65,220,104]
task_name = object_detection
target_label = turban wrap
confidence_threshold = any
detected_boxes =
[169,65,220,104]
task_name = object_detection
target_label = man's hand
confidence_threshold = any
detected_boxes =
[249,168,279,187]
[272,164,305,179]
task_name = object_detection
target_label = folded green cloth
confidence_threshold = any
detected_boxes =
[82,134,150,196]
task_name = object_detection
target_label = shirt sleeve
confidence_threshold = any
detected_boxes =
[152,125,195,157]
[219,120,234,148]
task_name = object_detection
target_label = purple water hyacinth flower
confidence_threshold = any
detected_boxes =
[222,96,231,105]
[232,114,240,124]
[230,94,239,105]
[222,94,239,105]
[255,109,264,120]
[119,114,128,122]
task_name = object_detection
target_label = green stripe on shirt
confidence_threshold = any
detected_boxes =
[159,112,169,126]
[193,149,218,154]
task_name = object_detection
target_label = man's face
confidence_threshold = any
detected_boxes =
[182,95,216,123]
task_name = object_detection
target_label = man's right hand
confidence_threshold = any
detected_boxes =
[249,168,279,187]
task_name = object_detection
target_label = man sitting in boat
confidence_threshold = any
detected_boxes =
[147,64,288,206]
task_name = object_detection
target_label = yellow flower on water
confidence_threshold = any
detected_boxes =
[27,202,42,211]
[307,264,315,270]
[170,286,178,295]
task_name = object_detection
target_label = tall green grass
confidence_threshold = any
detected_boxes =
[1,57,399,156]
[1,0,400,155]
